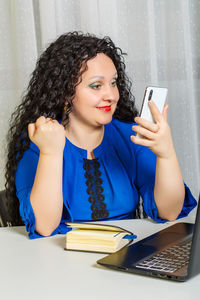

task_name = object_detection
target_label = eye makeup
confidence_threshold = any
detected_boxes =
[89,83,101,89]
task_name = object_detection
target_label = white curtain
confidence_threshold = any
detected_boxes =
[0,0,199,202]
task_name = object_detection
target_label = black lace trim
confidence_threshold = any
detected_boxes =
[83,158,109,220]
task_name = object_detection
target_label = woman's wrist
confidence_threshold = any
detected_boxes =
[39,150,64,158]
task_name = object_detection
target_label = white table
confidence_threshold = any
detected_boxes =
[0,215,199,300]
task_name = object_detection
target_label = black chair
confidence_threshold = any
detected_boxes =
[135,197,148,219]
[0,190,12,226]
[0,190,23,227]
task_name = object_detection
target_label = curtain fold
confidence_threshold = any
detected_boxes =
[0,0,199,199]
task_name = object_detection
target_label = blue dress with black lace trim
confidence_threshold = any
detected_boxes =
[15,119,197,239]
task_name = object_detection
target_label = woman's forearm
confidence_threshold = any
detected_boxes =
[154,151,185,221]
[30,153,63,236]
[132,102,185,221]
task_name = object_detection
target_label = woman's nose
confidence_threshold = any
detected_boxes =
[102,85,118,101]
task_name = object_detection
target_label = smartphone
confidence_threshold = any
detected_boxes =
[139,86,168,123]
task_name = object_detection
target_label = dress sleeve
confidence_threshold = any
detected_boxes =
[15,143,40,238]
[15,142,69,239]
[134,144,197,223]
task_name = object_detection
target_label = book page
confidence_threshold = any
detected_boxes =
[67,230,125,240]
[66,222,127,232]
[66,231,130,253]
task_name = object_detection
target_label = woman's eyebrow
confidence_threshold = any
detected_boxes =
[89,72,118,80]
[89,75,104,80]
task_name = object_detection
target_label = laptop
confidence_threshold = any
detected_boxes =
[97,195,200,281]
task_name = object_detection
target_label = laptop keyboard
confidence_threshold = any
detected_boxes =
[136,241,192,273]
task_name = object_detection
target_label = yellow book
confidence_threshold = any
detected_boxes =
[65,222,137,253]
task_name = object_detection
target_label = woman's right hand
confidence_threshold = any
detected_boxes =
[28,116,66,155]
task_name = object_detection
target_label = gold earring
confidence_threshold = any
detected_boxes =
[64,103,69,111]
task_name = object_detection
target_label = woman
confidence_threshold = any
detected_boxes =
[5,32,196,238]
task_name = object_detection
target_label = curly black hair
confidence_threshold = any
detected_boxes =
[5,31,138,225]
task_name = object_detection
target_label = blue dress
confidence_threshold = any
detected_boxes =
[15,119,197,239]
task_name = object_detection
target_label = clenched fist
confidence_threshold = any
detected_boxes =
[28,116,66,155]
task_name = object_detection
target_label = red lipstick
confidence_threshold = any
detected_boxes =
[97,105,111,112]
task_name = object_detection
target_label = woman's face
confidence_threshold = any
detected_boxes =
[68,53,119,128]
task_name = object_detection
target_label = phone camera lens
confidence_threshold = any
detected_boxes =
[148,90,153,101]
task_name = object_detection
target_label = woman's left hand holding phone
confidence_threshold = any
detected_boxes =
[131,101,175,159]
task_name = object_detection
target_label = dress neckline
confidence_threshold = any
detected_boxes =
[64,122,111,158]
